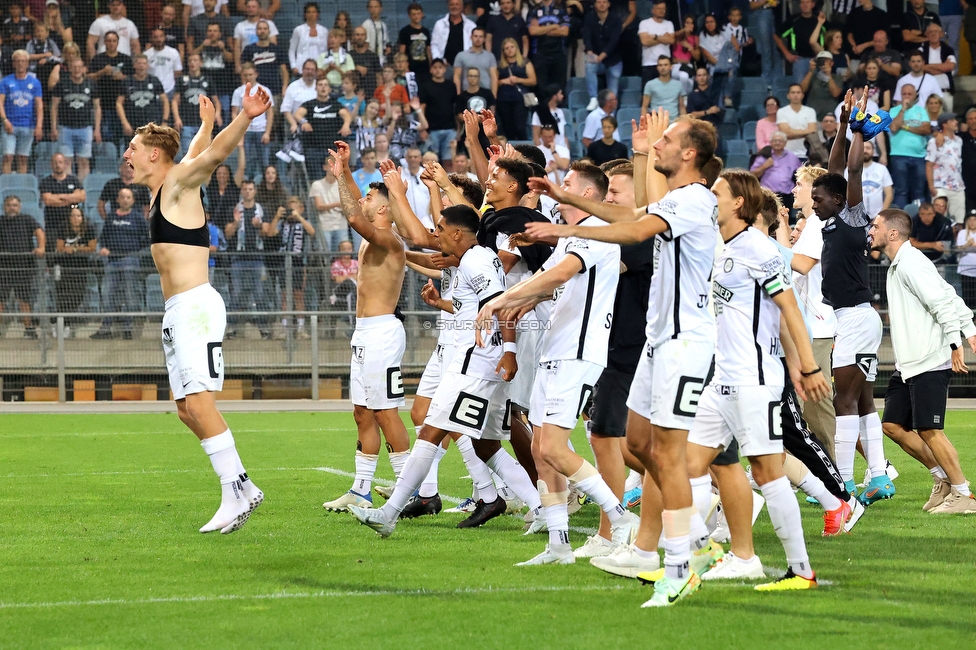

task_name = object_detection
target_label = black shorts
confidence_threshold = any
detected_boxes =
[588,367,634,438]
[0,269,35,303]
[883,369,950,431]
[712,438,741,466]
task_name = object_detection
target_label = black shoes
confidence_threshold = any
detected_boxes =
[400,494,443,519]
[457,496,507,529]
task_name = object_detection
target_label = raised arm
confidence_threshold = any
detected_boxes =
[827,89,853,175]
[383,167,438,248]
[527,175,642,223]
[846,89,869,208]
[184,95,216,160]
[525,210,666,245]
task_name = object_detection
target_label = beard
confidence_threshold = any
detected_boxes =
[653,161,675,178]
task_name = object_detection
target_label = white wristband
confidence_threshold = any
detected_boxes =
[503,342,518,354]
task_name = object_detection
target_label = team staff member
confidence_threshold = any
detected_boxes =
[869,209,976,514]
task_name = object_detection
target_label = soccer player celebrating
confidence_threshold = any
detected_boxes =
[478,162,640,565]
[125,87,271,534]
[348,205,518,536]
[322,141,411,513]
[685,170,830,595]
[818,90,891,503]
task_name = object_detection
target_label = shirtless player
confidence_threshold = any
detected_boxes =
[125,86,271,534]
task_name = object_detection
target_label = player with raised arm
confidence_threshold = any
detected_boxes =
[126,85,271,534]
[321,141,412,513]
[818,89,892,503]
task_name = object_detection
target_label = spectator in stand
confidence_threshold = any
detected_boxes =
[234,0,279,19]
[749,0,781,85]
[281,58,319,136]
[638,0,674,86]
[933,195,951,222]
[942,0,964,56]
[672,15,700,77]
[0,50,44,175]
[318,29,355,88]
[852,57,893,111]
[800,51,843,119]
[806,112,840,165]
[919,24,957,111]
[720,6,752,103]
[452,151,478,181]
[26,22,61,82]
[88,31,131,144]
[41,0,73,50]
[206,151,246,230]
[330,239,358,322]
[901,0,941,50]
[156,4,185,62]
[374,131,392,166]
[960,108,976,213]
[582,0,622,110]
[393,52,416,95]
[91,188,149,340]
[894,51,943,110]
[289,2,328,76]
[846,0,888,66]
[685,67,722,127]
[859,30,902,78]
[87,0,140,59]
[145,28,182,100]
[527,0,569,97]
[455,67,495,131]
[232,62,274,180]
[581,88,618,149]
[350,26,382,100]
[640,55,685,122]
[293,77,351,176]
[399,3,432,84]
[187,0,235,55]
[843,140,892,217]
[538,123,570,182]
[195,22,235,126]
[355,99,386,153]
[40,152,85,246]
[889,83,932,209]
[0,195,44,339]
[750,131,801,209]
[927,113,966,223]
[116,55,167,146]
[311,160,346,251]
[776,83,817,160]
[333,11,353,51]
[531,84,566,147]
[3,2,32,51]
[420,59,459,167]
[755,96,780,152]
[495,37,536,141]
[957,212,976,307]
[48,40,81,92]
[813,28,850,81]
[586,115,628,166]
[53,204,96,336]
[400,146,432,228]
[225,179,271,340]
[268,196,315,338]
[362,0,391,66]
[173,54,222,161]
[337,72,364,119]
[486,0,529,62]
[234,0,279,74]
[774,0,824,83]
[431,0,476,73]
[242,20,288,99]
[99,160,152,220]
[910,201,954,263]
[374,63,409,118]
[453,28,497,96]
[52,57,100,180]
[352,147,382,196]
[697,14,730,100]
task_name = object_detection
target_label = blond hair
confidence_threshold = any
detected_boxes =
[134,123,180,161]
[795,164,827,185]
[499,37,525,67]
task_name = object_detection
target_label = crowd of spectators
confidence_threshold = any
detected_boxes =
[3,0,976,338]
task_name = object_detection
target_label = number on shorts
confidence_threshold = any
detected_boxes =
[449,392,489,430]
[768,401,783,441]
[207,342,223,379]
[673,376,705,417]
[576,384,594,419]
[386,367,404,399]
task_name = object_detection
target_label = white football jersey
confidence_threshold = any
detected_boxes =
[447,246,507,379]
[712,227,789,386]
[790,213,837,339]
[540,216,621,365]
[645,183,718,348]
[435,265,456,345]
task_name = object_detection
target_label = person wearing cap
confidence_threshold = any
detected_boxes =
[927,113,965,223]
[799,51,843,119]
[87,0,141,60]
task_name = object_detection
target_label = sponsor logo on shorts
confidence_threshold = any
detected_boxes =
[162,326,174,344]
[207,342,223,379]
[352,346,365,365]
[855,353,877,378]
[449,392,489,430]
[386,367,404,399]
[674,376,705,417]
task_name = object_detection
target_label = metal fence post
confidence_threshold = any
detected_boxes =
[310,314,319,400]
[56,316,66,403]
[285,253,294,362]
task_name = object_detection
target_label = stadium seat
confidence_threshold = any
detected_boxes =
[726,139,750,156]
[93,142,119,173]
[145,274,165,311]
[562,121,577,141]
[742,120,758,141]
[619,76,643,91]
[570,140,584,160]
[738,104,760,124]
[618,119,633,142]
[620,89,642,107]
[574,107,591,127]
[567,77,586,93]
[741,77,767,94]
[84,173,114,207]
[725,153,751,169]
[568,90,590,111]
[0,174,39,193]
[3,188,39,207]
[740,91,766,110]
[719,122,740,141]
[33,141,58,177]
[903,203,920,218]
[19,202,43,224]
[616,108,641,130]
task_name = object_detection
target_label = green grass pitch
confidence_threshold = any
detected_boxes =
[1,410,975,649]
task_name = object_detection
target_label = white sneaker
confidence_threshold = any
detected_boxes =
[504,496,526,514]
[566,485,585,515]
[586,97,598,111]
[701,552,766,580]
[374,484,394,500]
[523,511,549,535]
[573,534,615,559]
[609,511,639,547]
[516,544,575,566]
[348,505,396,537]
[445,497,478,513]
[323,490,371,512]
[590,543,660,578]
[710,504,730,543]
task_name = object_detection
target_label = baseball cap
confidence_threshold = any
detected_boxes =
[815,51,832,61]
[938,113,958,127]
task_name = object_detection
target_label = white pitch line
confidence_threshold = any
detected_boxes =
[0,427,355,439]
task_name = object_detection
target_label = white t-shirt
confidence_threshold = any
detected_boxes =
[400,168,433,231]
[531,107,568,148]
[309,177,344,231]
[582,107,620,142]
[776,105,817,158]
[280,78,318,114]
[893,73,943,103]
[146,46,183,94]
[539,142,570,183]
[845,162,892,218]
[713,227,789,386]
[182,0,228,17]
[638,18,674,66]
[231,83,275,132]
[927,48,957,90]
[955,229,976,278]
[790,213,837,339]
[540,216,620,365]
[645,183,718,347]
[234,19,279,50]
[447,246,507,379]
[88,16,140,55]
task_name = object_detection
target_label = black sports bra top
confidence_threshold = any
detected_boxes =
[149,190,210,248]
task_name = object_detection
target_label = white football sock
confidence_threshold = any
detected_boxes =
[930,466,948,481]
[662,507,692,581]
[418,444,447,497]
[953,482,972,497]
[486,448,541,510]
[352,451,378,495]
[379,440,437,519]
[201,431,242,488]
[568,460,625,523]
[760,476,813,579]
[545,502,571,550]
[835,415,859,482]
[455,435,497,503]
[797,471,842,511]
[859,413,886,479]
[389,450,410,481]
